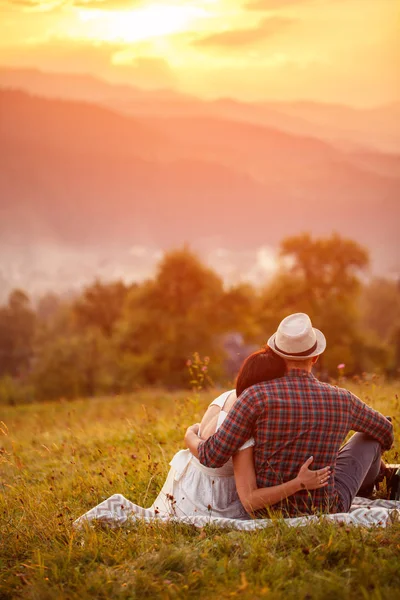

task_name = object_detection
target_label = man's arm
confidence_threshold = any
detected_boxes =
[193,388,261,468]
[349,392,394,450]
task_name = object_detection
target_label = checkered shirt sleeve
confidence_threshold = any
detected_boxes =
[349,392,394,450]
[198,388,261,468]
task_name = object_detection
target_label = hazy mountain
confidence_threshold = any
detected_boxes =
[140,115,368,184]
[0,67,188,103]
[262,101,400,154]
[1,68,399,154]
[0,89,399,298]
[345,151,400,179]
[111,96,400,154]
[0,88,165,161]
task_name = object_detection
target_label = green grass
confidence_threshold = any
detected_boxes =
[1,381,400,599]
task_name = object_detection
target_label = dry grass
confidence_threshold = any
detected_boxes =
[1,381,400,599]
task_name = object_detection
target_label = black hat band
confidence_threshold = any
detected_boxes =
[274,339,318,357]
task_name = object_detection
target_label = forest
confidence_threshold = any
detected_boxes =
[1,233,399,405]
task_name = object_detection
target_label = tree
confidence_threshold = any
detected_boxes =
[32,328,115,400]
[115,248,227,386]
[280,232,369,308]
[258,234,370,374]
[360,277,400,374]
[0,290,36,377]
[218,283,260,341]
[36,292,62,323]
[73,280,130,337]
[362,277,400,341]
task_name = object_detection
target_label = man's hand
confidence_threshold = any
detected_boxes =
[184,423,201,458]
[295,456,331,491]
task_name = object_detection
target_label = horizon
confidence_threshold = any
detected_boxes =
[1,64,399,110]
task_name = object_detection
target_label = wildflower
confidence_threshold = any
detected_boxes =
[204,356,210,364]
[201,366,207,372]
[186,359,192,367]
[337,363,345,370]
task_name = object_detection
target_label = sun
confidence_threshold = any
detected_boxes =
[77,4,208,43]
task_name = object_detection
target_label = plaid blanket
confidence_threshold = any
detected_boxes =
[74,494,400,530]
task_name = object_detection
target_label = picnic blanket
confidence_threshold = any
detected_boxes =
[74,494,400,530]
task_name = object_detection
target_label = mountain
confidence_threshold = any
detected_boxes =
[0,89,399,298]
[1,68,399,154]
[345,151,400,179]
[261,101,400,154]
[0,67,188,103]
[0,88,165,161]
[109,96,400,154]
[141,115,350,183]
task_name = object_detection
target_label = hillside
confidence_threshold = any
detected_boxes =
[1,68,399,153]
[0,89,164,160]
[0,89,399,295]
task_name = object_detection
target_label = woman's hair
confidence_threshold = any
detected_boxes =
[235,347,285,397]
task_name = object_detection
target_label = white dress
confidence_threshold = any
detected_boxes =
[150,390,254,520]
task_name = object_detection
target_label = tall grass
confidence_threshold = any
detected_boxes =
[1,381,399,599]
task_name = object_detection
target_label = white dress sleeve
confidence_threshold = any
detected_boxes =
[216,411,255,452]
[198,390,235,439]
[209,389,235,409]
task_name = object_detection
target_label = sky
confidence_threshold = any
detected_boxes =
[0,0,399,105]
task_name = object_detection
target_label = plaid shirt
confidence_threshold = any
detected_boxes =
[198,370,394,517]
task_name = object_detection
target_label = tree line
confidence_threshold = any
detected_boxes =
[1,233,399,404]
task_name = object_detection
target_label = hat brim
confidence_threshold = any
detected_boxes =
[267,328,326,360]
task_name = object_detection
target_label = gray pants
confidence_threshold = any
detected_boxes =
[334,432,382,512]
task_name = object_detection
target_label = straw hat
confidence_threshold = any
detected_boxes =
[268,313,326,360]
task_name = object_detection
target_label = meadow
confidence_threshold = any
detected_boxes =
[1,381,400,599]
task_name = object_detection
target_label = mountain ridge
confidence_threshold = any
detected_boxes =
[1,66,399,153]
[0,87,399,298]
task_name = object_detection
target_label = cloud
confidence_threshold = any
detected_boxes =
[1,0,37,6]
[0,38,176,89]
[0,0,68,10]
[0,0,142,9]
[0,39,125,73]
[192,17,294,49]
[245,0,315,9]
[71,0,143,10]
[111,56,177,88]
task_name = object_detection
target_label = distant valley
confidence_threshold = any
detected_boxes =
[0,69,399,300]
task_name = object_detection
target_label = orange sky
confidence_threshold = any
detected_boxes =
[0,0,399,105]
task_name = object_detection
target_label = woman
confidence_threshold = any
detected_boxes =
[151,348,330,519]
[75,348,331,528]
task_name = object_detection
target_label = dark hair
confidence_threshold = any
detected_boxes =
[235,347,285,397]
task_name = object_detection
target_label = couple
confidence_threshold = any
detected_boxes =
[151,313,393,519]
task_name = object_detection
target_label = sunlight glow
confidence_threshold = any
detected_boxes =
[77,4,209,43]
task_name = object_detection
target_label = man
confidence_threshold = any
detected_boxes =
[185,313,394,516]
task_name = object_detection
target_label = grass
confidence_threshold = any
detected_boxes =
[1,380,400,599]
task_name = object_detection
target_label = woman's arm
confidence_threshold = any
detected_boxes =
[199,405,220,440]
[198,391,237,440]
[185,424,201,458]
[233,449,331,514]
[200,413,220,440]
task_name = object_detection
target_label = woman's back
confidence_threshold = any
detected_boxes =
[150,390,250,519]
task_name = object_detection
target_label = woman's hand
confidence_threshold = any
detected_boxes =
[184,423,201,458]
[185,423,200,438]
[295,456,331,491]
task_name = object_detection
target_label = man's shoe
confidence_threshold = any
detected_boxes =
[385,465,400,501]
[358,460,390,499]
